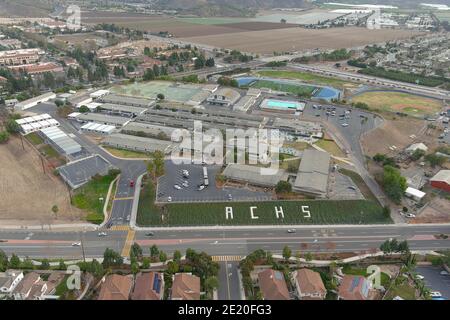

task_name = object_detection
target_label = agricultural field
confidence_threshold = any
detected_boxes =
[181,27,420,54]
[256,70,355,89]
[0,135,83,222]
[435,11,450,22]
[251,79,316,96]
[137,180,389,225]
[351,91,443,117]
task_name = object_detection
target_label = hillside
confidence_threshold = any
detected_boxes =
[0,0,52,17]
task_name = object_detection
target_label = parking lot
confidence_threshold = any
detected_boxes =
[415,266,450,299]
[156,161,272,203]
[329,171,364,200]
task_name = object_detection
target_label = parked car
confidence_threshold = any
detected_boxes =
[167,196,172,202]
[430,291,442,298]
[129,180,135,188]
[98,232,107,237]
[415,274,425,280]
[145,232,154,237]
[341,123,349,127]
[198,185,205,191]
[440,271,449,276]
[174,184,182,190]
[182,181,189,188]
[227,194,232,200]
[406,213,416,218]
[348,186,357,191]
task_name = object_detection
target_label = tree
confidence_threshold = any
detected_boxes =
[153,150,165,177]
[146,159,155,179]
[40,259,50,270]
[0,131,10,144]
[157,93,165,100]
[410,149,425,161]
[131,257,139,275]
[397,240,410,254]
[150,245,159,260]
[282,246,292,261]
[143,68,155,81]
[51,205,59,218]
[204,276,219,297]
[8,254,20,269]
[22,258,34,270]
[58,259,67,271]
[142,257,150,269]
[166,261,179,274]
[173,250,182,263]
[130,243,143,260]
[159,251,167,263]
[54,99,64,107]
[425,154,446,167]
[275,181,292,194]
[382,206,391,218]
[102,248,123,267]
[205,57,215,67]
[79,105,90,113]
[5,119,20,133]
[90,259,104,277]
[382,165,407,204]
[0,250,8,272]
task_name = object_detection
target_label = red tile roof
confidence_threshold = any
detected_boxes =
[131,272,163,300]
[98,274,133,300]
[294,268,327,299]
[171,273,200,300]
[257,269,290,300]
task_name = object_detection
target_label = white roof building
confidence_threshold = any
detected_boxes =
[39,127,81,155]
[405,187,426,201]
[90,89,110,99]
[406,143,428,153]
[80,122,116,135]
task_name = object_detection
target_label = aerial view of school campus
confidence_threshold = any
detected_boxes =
[0,0,449,307]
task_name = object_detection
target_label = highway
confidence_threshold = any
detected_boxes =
[0,225,449,259]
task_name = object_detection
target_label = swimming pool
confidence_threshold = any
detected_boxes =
[260,98,305,111]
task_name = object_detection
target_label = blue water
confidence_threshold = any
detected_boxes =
[315,87,341,100]
[266,100,299,109]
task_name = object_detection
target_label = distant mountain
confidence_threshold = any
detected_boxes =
[155,0,314,16]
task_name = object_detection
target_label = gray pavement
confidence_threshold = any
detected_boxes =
[218,261,242,300]
[415,266,450,299]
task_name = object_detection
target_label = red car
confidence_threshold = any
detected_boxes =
[129,180,135,188]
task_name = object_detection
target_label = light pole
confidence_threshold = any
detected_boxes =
[80,231,86,263]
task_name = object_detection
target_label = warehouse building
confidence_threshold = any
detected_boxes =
[74,113,131,128]
[57,155,114,189]
[293,149,331,197]
[121,122,177,141]
[97,103,147,118]
[103,133,176,154]
[39,127,82,156]
[206,88,241,107]
[14,92,56,111]
[99,94,154,108]
[430,170,450,193]
[80,122,116,135]
[222,164,285,187]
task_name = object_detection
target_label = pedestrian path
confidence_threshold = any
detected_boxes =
[212,256,243,262]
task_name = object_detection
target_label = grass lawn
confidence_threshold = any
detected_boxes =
[283,141,310,151]
[351,91,443,117]
[436,12,450,22]
[342,265,391,288]
[137,187,390,225]
[103,146,152,159]
[385,283,417,300]
[73,173,118,224]
[25,132,44,145]
[251,80,316,96]
[257,70,353,89]
[314,139,345,158]
[338,168,379,203]
[40,145,59,158]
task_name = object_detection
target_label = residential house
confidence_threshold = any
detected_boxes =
[13,272,41,300]
[338,275,372,300]
[131,272,164,300]
[171,273,200,300]
[293,268,327,300]
[98,274,133,300]
[257,269,290,300]
[0,270,24,296]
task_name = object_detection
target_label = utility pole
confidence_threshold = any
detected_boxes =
[80,231,86,263]
[20,134,25,150]
[40,155,46,174]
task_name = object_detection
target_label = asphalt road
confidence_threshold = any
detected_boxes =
[415,266,450,299]
[218,261,242,300]
[1,225,449,259]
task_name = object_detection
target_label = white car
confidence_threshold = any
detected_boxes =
[71,242,81,247]
[98,232,107,237]
[430,291,442,298]
[406,213,416,218]
[198,185,205,191]
[415,274,425,280]
[341,123,349,127]
[440,271,449,276]
[182,181,189,188]
[174,184,182,190]
[167,196,172,202]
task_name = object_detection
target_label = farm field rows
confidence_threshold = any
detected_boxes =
[181,27,420,54]
[351,91,443,117]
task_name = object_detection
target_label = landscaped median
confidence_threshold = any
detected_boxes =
[136,179,392,227]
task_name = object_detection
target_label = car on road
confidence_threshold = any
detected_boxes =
[98,232,107,237]
[145,232,154,237]
[129,180,135,188]
[71,242,81,247]
[440,270,449,276]
[287,229,296,233]
[406,213,416,218]
[174,184,182,190]
[415,274,425,280]
[430,291,442,298]
[341,123,349,127]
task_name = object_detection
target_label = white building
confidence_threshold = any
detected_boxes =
[80,122,116,135]
[405,143,428,154]
[405,187,426,202]
[90,89,110,100]
[16,114,60,134]
[14,92,56,111]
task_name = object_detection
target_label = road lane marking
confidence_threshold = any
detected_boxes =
[121,229,136,257]
[114,197,134,201]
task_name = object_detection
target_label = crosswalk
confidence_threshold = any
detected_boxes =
[121,229,136,257]
[110,225,130,231]
[212,256,243,262]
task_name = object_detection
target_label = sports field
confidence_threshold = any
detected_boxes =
[111,81,202,102]
[351,91,443,117]
[251,80,316,96]
[257,70,354,89]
